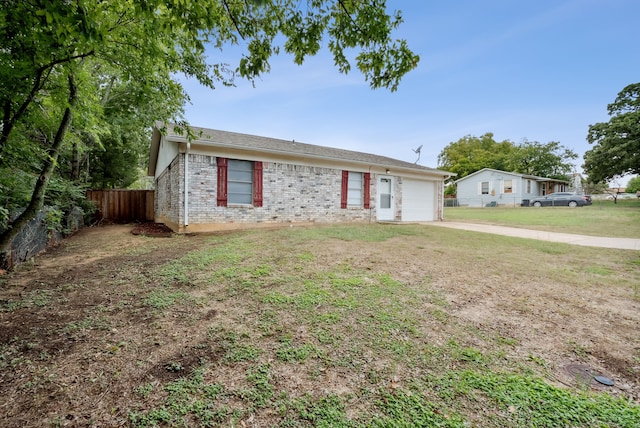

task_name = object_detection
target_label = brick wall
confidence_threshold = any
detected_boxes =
[186,154,376,225]
[155,155,183,227]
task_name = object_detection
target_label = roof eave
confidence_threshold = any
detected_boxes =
[148,127,162,176]
[168,131,453,179]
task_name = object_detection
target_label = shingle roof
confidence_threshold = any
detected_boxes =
[453,167,569,184]
[153,123,453,177]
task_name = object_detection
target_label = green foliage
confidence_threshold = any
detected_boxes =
[626,176,640,193]
[371,389,465,427]
[0,167,36,218]
[437,133,515,178]
[44,207,63,232]
[451,371,640,427]
[276,338,318,362]
[438,133,577,179]
[289,394,353,427]
[0,289,53,312]
[584,82,640,182]
[224,344,262,363]
[143,289,190,310]
[510,140,578,179]
[45,177,95,230]
[129,369,227,427]
[444,183,457,196]
[0,207,7,232]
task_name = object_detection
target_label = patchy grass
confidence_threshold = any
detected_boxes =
[445,200,640,237]
[1,224,639,426]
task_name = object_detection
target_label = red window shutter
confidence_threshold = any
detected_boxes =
[217,157,228,207]
[341,170,349,209]
[253,161,263,207]
[363,172,371,209]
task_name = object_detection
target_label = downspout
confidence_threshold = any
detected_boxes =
[184,142,190,228]
[439,175,450,220]
[368,166,373,223]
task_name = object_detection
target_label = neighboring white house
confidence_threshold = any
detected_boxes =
[454,168,570,207]
[148,124,455,232]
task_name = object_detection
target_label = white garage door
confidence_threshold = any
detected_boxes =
[402,179,436,222]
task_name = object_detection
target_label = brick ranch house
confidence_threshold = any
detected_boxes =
[148,124,455,233]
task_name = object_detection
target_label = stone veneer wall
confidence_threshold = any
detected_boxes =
[0,207,84,270]
[187,154,376,225]
[393,176,402,221]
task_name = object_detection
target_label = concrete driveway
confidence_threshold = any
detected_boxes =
[428,221,640,250]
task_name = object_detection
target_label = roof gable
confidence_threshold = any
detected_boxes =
[454,168,568,184]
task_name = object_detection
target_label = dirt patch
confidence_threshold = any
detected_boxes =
[0,224,638,426]
[130,222,174,237]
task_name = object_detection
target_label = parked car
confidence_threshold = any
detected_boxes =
[530,192,592,207]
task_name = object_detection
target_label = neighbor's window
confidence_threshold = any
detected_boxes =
[503,179,513,194]
[481,181,489,195]
[228,159,254,204]
[526,180,531,193]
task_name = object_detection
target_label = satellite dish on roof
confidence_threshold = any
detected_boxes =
[412,145,423,164]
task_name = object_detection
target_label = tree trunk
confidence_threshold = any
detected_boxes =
[0,69,46,163]
[0,75,77,269]
[71,140,80,181]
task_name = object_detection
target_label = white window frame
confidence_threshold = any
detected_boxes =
[347,171,363,206]
[502,179,515,194]
[228,159,254,204]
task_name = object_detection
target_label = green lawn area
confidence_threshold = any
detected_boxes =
[444,199,640,238]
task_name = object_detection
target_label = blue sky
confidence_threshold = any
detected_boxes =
[179,0,640,181]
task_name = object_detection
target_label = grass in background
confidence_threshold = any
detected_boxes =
[445,199,640,238]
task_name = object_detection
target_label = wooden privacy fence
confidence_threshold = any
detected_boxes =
[86,190,154,223]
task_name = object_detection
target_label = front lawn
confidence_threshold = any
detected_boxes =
[1,223,638,426]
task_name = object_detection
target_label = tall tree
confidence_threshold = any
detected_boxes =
[0,1,419,265]
[56,62,186,188]
[583,82,640,183]
[437,133,516,178]
[625,176,640,194]
[510,140,577,179]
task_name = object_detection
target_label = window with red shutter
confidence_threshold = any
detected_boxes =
[217,157,228,207]
[218,158,263,207]
[341,170,349,209]
[253,161,263,207]
[342,170,369,208]
[363,172,371,209]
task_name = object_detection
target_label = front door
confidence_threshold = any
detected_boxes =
[377,176,394,221]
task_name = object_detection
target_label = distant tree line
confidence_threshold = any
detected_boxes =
[437,134,578,182]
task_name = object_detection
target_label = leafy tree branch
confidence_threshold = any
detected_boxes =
[583,82,640,183]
